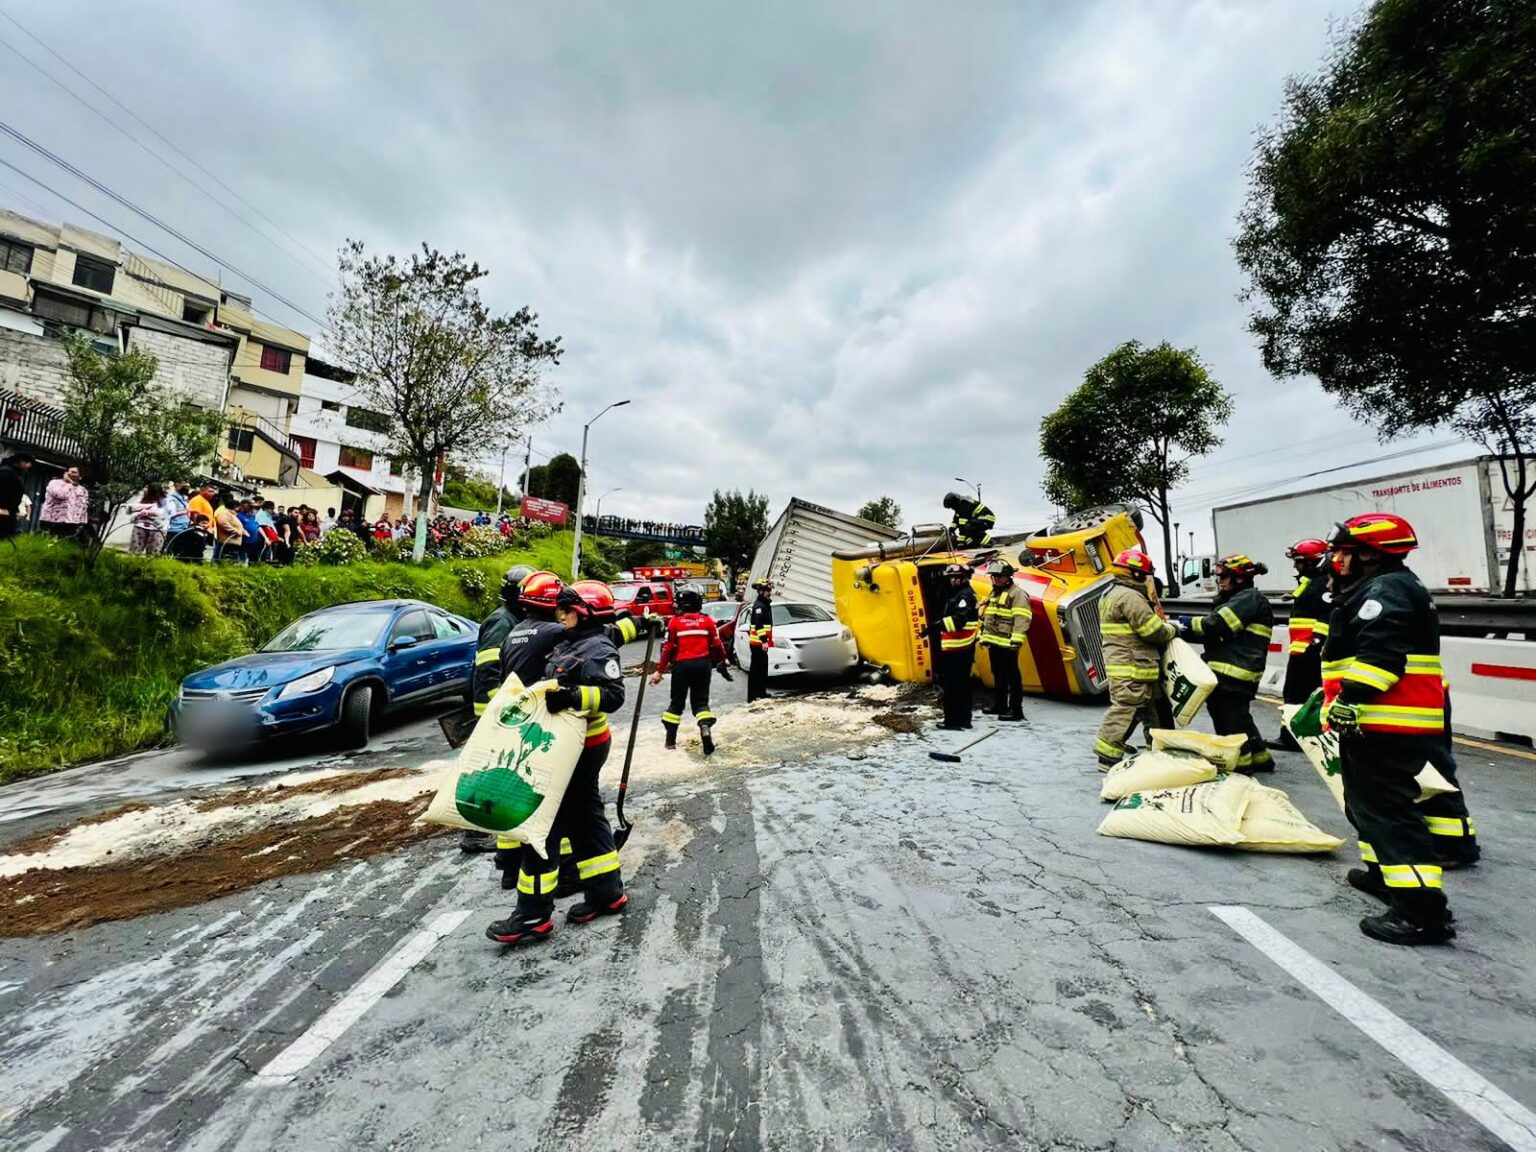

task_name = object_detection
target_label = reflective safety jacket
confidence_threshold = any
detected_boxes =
[658,611,726,672]
[501,615,640,691]
[978,585,1031,648]
[1189,586,1272,698]
[949,497,995,548]
[473,603,521,716]
[935,584,979,652]
[1286,564,1331,656]
[1099,576,1176,682]
[545,626,626,746]
[1322,565,1446,736]
[749,596,774,649]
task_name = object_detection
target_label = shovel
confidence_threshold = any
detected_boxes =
[928,728,997,763]
[438,708,478,750]
[614,622,659,850]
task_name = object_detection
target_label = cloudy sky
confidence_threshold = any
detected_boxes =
[0,0,1473,550]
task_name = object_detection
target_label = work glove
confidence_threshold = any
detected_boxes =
[544,686,579,715]
[716,663,734,682]
[647,614,667,637]
[1323,700,1361,736]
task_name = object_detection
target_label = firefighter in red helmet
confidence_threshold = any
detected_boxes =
[1094,549,1177,767]
[1323,513,1474,945]
[1269,538,1331,751]
[1185,554,1274,773]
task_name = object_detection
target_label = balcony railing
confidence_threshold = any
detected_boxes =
[0,388,80,460]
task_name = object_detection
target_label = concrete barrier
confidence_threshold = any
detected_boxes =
[1264,628,1536,743]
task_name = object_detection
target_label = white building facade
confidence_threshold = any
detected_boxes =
[289,360,418,522]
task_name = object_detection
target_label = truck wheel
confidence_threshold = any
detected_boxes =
[338,685,373,750]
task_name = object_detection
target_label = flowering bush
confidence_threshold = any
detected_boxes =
[293,530,369,567]
[458,568,488,602]
[452,525,508,559]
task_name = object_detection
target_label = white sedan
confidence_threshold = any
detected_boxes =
[732,601,860,678]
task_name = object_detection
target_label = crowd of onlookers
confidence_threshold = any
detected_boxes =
[581,514,704,540]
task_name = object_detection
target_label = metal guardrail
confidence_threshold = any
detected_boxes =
[1164,595,1536,637]
[0,388,80,460]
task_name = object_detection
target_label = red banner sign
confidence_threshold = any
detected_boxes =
[521,497,569,525]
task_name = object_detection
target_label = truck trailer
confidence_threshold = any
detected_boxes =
[746,498,904,612]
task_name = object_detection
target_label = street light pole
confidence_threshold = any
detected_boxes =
[594,487,621,523]
[570,399,631,579]
[495,440,510,519]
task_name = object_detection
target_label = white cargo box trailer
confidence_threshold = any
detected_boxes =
[748,498,903,612]
[1192,457,1532,597]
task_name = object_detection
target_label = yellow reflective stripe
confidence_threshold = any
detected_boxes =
[1106,664,1160,681]
[473,702,488,716]
[1405,655,1443,672]
[1289,616,1316,630]
[1135,617,1170,638]
[560,837,573,855]
[661,711,683,724]
[1101,623,1134,635]
[1189,616,1205,637]
[1218,606,1242,631]
[1288,642,1309,655]
[495,835,522,850]
[517,868,559,895]
[1094,738,1128,759]
[1380,863,1443,889]
[576,851,621,879]
[616,617,639,643]
[1358,841,1378,863]
[696,711,715,723]
[1343,662,1400,690]
[942,616,956,632]
[1423,815,1468,837]
[1356,704,1442,718]
[1313,621,1330,636]
[579,686,600,712]
[1209,661,1262,682]
[940,638,977,650]
[586,717,610,737]
[1323,658,1353,672]
[475,648,501,666]
[1246,623,1273,638]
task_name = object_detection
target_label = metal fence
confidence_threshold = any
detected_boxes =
[0,388,80,461]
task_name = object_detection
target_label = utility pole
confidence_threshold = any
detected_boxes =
[520,436,532,510]
[495,440,510,518]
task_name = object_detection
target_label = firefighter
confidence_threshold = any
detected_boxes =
[942,492,995,549]
[746,578,775,702]
[977,560,1031,721]
[1095,550,1177,767]
[1185,555,1274,773]
[651,584,731,754]
[459,563,536,854]
[1269,539,1330,751]
[1323,513,1464,944]
[487,580,628,946]
[933,563,979,730]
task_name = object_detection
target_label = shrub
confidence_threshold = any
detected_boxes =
[370,537,404,563]
[458,568,488,603]
[309,530,369,566]
[453,525,508,559]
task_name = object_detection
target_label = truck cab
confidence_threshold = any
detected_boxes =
[1177,554,1218,600]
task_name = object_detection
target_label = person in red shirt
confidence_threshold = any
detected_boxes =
[650,584,731,754]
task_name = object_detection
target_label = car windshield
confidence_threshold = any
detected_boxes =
[772,603,833,625]
[263,609,394,652]
[612,586,639,602]
[703,603,737,621]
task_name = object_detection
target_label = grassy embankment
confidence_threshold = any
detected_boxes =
[0,531,583,782]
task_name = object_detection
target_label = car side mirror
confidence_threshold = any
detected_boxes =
[389,635,419,652]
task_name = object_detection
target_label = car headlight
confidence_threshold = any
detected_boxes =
[276,666,335,700]
[840,627,853,642]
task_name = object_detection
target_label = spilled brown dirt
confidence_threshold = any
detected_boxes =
[193,767,420,812]
[871,711,922,734]
[0,796,450,938]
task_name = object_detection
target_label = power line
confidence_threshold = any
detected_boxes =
[0,30,336,294]
[0,6,337,281]
[0,117,326,330]
[0,155,317,337]
[1174,440,1469,508]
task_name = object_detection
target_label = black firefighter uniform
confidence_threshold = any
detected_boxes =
[935,582,979,729]
[1188,587,1275,772]
[1095,576,1177,766]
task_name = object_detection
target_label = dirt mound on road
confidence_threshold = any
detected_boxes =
[193,767,419,812]
[0,796,449,938]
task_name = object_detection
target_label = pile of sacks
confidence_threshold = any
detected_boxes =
[1097,729,1344,853]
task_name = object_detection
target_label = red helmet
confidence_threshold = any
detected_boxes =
[557,579,617,621]
[1329,513,1418,556]
[1285,538,1329,561]
[1216,554,1267,580]
[1112,549,1155,576]
[518,570,563,609]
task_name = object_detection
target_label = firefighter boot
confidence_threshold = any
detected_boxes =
[485,903,555,946]
[567,882,628,925]
[1360,909,1455,946]
[700,719,716,757]
[459,830,495,853]
[663,719,679,750]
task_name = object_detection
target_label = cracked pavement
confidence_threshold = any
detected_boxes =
[1,681,1533,1151]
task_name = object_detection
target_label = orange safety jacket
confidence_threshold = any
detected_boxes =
[1321,565,1446,736]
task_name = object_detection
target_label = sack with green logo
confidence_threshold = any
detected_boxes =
[1162,637,1217,727]
[1149,728,1246,772]
[1097,772,1255,847]
[1100,748,1217,802]
[1283,692,1345,814]
[1234,783,1344,854]
[422,676,587,856]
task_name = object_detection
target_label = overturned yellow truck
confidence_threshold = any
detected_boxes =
[832,507,1151,697]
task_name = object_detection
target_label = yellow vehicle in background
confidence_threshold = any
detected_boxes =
[831,507,1152,697]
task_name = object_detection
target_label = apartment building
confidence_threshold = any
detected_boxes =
[289,356,417,521]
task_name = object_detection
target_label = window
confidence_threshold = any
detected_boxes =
[389,610,435,645]
[338,445,374,470]
[182,301,211,325]
[228,427,255,452]
[0,239,33,275]
[429,611,466,640]
[259,344,292,374]
[32,291,93,328]
[291,435,316,469]
[320,400,341,412]
[344,406,391,433]
[71,253,116,294]
[387,457,404,476]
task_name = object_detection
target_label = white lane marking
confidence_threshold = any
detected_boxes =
[253,909,471,1086]
[1210,906,1536,1152]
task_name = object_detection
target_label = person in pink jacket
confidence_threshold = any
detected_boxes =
[40,466,89,541]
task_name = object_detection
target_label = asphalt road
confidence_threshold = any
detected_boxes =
[2,682,1534,1151]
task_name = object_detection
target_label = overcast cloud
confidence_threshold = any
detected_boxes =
[0,0,1471,548]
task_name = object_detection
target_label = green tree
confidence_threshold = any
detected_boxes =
[441,460,514,513]
[704,489,770,589]
[857,496,902,531]
[1039,341,1230,584]
[1235,0,1536,595]
[524,463,549,500]
[58,332,224,566]
[327,240,562,561]
[543,452,583,510]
